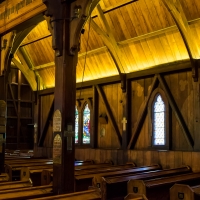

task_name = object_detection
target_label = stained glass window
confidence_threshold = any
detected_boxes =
[82,103,90,144]
[153,94,165,145]
[75,107,79,144]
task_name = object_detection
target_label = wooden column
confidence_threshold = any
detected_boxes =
[0,100,6,174]
[43,0,99,193]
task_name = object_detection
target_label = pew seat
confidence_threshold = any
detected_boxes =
[0,173,9,182]
[29,188,101,200]
[0,184,53,199]
[100,165,191,200]
[125,194,148,200]
[0,178,32,190]
[128,172,200,200]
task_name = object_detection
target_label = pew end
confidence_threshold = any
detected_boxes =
[20,167,30,181]
[0,173,9,182]
[170,184,200,200]
[127,180,146,196]
[124,193,148,200]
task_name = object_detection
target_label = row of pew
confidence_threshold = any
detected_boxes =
[1,152,200,199]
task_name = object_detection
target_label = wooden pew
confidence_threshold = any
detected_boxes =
[127,172,200,200]
[21,165,53,186]
[92,164,161,189]
[0,184,53,199]
[0,179,32,190]
[4,161,53,181]
[75,164,161,192]
[28,188,101,200]
[100,165,191,200]
[0,173,9,182]
[41,163,136,185]
[125,194,148,200]
[170,184,200,200]
[5,159,96,182]
[22,162,115,186]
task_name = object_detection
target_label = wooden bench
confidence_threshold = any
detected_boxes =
[170,183,200,200]
[75,164,161,192]
[92,164,161,189]
[124,194,148,200]
[21,162,115,186]
[0,173,9,182]
[0,184,53,199]
[28,188,101,200]
[0,179,32,190]
[127,172,200,200]
[4,161,53,181]
[100,165,191,200]
[41,163,136,186]
[21,165,54,186]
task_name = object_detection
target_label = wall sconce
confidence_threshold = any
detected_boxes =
[1,39,7,51]
[99,113,108,124]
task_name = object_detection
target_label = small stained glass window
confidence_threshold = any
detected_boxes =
[75,107,79,144]
[153,94,165,145]
[82,104,90,144]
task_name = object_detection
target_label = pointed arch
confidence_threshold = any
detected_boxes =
[148,88,170,149]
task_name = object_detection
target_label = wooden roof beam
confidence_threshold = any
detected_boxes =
[161,0,200,81]
[12,57,37,91]
[19,0,137,47]
[15,48,45,91]
[91,4,128,92]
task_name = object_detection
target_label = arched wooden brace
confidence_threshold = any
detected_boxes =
[90,4,128,92]
[161,0,200,81]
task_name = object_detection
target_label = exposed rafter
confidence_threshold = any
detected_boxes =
[12,57,37,91]
[161,0,200,81]
[17,47,45,90]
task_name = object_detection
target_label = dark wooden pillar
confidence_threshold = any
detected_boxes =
[0,100,6,174]
[43,0,100,194]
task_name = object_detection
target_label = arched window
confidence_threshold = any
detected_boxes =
[152,94,165,145]
[148,88,170,150]
[75,107,79,144]
[82,103,90,144]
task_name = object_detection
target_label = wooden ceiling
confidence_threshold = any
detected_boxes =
[12,0,200,90]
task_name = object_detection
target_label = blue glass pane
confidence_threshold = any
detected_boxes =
[153,94,165,145]
[75,107,79,143]
[83,104,90,144]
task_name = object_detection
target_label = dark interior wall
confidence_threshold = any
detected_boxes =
[34,68,200,162]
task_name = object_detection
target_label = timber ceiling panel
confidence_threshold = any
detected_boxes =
[12,0,200,90]
[23,37,54,66]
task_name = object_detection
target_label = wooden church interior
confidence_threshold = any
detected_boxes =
[0,0,200,199]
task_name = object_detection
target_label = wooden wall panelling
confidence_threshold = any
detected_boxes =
[96,84,122,147]
[95,149,101,163]
[158,151,167,168]
[117,149,125,165]
[158,74,194,149]
[91,86,98,148]
[191,152,200,172]
[143,151,152,166]
[166,151,175,168]
[136,151,144,166]
[178,72,189,149]
[128,76,158,149]
[152,150,159,165]
[182,151,192,168]
[193,70,200,150]
[174,151,183,168]
[98,85,106,148]
[111,149,118,165]
[38,98,54,147]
